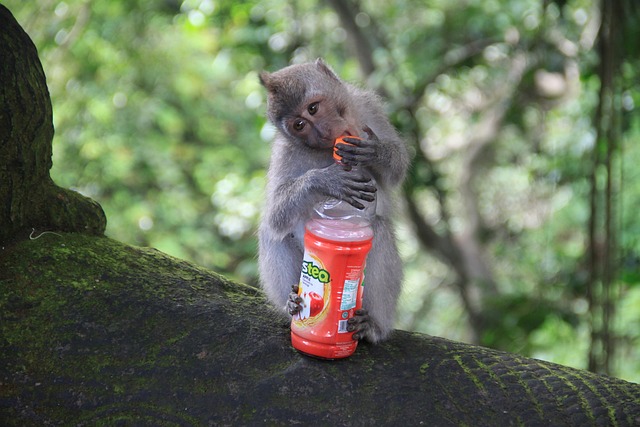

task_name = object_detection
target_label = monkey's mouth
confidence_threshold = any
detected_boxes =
[314,137,337,150]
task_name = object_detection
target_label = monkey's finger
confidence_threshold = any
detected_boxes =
[346,182,376,197]
[357,193,376,203]
[344,184,376,199]
[348,179,377,191]
[347,309,371,340]
[349,309,369,322]
[343,194,373,209]
[287,292,304,315]
[335,150,362,165]
[352,331,364,340]
[349,200,365,210]
[344,134,378,148]
[343,169,374,182]
[337,142,375,154]
[362,126,379,142]
[342,136,376,147]
[287,301,303,315]
[340,175,373,187]
[335,145,361,166]
[332,162,363,176]
[339,137,364,147]
[337,146,377,166]
[344,197,365,210]
[288,292,303,304]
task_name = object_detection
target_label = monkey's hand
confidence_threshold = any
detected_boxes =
[336,127,381,168]
[325,163,377,210]
[287,284,303,316]
[347,309,385,342]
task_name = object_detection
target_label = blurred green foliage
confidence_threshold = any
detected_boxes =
[4,0,638,382]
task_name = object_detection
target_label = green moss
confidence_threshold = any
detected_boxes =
[419,362,430,375]
[453,354,485,393]
[471,355,506,391]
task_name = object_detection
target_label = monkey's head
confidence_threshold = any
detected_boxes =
[259,58,360,150]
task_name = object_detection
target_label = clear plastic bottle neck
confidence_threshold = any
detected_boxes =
[309,165,376,241]
[309,197,374,241]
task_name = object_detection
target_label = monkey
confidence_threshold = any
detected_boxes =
[258,59,410,343]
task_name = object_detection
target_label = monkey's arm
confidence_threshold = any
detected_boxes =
[338,88,410,187]
[264,162,376,237]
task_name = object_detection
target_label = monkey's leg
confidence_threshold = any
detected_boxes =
[258,232,304,313]
[347,218,402,343]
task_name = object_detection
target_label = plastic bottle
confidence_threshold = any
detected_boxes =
[290,136,375,359]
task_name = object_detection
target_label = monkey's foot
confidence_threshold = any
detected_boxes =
[347,309,387,343]
[287,284,303,315]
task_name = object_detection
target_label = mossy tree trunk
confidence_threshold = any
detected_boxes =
[1,233,639,425]
[0,5,105,245]
[0,4,638,426]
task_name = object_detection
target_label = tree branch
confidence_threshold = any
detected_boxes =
[325,0,376,76]
[406,37,499,110]
[2,233,638,425]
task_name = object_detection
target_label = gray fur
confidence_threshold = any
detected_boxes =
[258,59,410,343]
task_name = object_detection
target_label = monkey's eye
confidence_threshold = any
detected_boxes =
[307,102,319,116]
[293,119,306,131]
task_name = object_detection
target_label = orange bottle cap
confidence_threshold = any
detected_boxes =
[333,136,362,163]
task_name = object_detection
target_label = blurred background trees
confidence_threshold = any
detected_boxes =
[4,0,638,382]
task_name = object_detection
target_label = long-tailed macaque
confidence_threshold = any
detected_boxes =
[258,59,409,343]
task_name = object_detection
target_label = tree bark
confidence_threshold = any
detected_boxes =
[0,5,105,245]
[1,233,638,426]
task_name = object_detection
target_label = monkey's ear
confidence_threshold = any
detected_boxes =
[259,71,274,90]
[315,58,340,82]
[315,58,328,67]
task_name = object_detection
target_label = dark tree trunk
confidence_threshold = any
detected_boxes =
[0,5,105,245]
